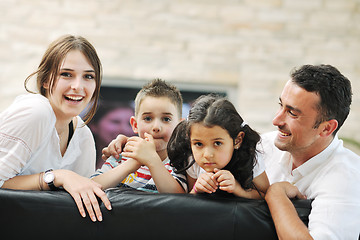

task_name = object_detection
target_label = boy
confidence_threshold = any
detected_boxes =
[92,79,187,193]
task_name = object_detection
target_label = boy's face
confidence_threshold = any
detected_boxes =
[130,96,181,153]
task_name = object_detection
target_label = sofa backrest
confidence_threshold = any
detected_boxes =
[0,188,311,240]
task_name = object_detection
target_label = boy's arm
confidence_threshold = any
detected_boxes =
[92,159,141,190]
[146,160,186,193]
[121,134,185,193]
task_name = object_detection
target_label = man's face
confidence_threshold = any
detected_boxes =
[272,80,325,158]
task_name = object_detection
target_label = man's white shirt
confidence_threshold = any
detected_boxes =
[259,131,360,240]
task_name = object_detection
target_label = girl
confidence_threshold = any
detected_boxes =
[168,94,269,198]
[0,35,111,221]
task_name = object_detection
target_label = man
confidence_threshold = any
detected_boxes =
[262,64,360,239]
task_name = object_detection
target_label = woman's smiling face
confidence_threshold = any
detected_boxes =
[45,50,96,121]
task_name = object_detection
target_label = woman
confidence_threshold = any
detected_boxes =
[0,35,111,222]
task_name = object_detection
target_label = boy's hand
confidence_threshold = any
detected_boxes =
[102,134,128,160]
[193,172,218,194]
[213,168,236,193]
[122,133,160,167]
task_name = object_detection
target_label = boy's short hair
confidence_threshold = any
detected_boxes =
[134,79,183,118]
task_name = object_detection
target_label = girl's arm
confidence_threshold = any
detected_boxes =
[213,169,269,199]
[252,171,270,195]
[92,159,141,189]
[233,182,263,199]
[232,171,269,199]
[188,175,197,193]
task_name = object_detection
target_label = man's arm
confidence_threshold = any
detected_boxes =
[265,182,313,240]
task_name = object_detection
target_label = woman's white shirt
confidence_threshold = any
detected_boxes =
[0,94,96,187]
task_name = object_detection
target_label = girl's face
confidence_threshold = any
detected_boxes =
[190,123,239,173]
[45,50,96,121]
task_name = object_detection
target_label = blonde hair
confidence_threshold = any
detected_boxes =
[134,79,183,118]
[24,35,102,124]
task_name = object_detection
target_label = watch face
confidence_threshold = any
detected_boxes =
[44,172,55,183]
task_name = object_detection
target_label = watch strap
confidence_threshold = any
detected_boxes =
[44,169,60,191]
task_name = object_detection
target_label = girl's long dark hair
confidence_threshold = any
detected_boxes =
[168,94,261,190]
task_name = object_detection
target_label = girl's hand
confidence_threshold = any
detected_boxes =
[122,133,160,167]
[54,170,112,222]
[213,168,236,193]
[193,172,218,194]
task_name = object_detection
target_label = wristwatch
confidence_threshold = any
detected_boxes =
[43,169,59,191]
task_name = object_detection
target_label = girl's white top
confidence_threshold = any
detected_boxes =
[187,153,265,180]
[0,94,96,187]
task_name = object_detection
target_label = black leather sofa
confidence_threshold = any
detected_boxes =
[0,188,311,240]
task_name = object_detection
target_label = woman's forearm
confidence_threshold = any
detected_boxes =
[2,173,44,190]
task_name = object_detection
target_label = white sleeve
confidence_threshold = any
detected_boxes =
[0,95,54,186]
[307,164,360,240]
[253,150,266,178]
[186,161,204,179]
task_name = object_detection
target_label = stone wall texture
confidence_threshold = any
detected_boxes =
[1,0,359,151]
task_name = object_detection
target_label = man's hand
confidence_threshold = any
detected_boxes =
[266,181,306,200]
[265,182,311,240]
[102,134,128,160]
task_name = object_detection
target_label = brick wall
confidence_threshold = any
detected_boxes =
[1,0,359,150]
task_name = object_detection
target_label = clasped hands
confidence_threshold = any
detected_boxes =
[103,133,161,170]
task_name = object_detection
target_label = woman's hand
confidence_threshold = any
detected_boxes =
[192,172,218,194]
[101,134,129,160]
[213,168,236,193]
[53,170,112,222]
